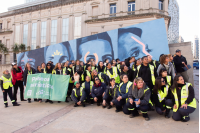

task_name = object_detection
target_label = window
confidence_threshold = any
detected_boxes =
[62,18,69,42]
[23,24,28,49]
[74,17,81,39]
[92,6,98,16]
[15,25,20,44]
[41,21,47,47]
[0,23,2,30]
[6,39,10,49]
[31,23,37,50]
[51,20,57,45]
[5,54,10,64]
[159,0,163,10]
[13,53,17,62]
[110,4,116,14]
[128,1,135,12]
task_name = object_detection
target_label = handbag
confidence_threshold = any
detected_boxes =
[183,64,191,71]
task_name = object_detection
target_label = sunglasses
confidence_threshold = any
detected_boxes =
[161,80,165,83]
[95,79,100,81]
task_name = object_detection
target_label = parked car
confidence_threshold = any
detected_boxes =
[193,62,199,69]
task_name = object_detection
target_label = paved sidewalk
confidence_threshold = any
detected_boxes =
[193,70,199,102]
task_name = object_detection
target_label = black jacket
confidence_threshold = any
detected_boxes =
[91,83,107,98]
[120,69,135,82]
[92,72,109,85]
[23,68,36,86]
[103,85,118,103]
[152,85,172,111]
[71,87,86,103]
[173,55,187,73]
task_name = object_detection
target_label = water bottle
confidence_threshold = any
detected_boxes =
[134,98,140,107]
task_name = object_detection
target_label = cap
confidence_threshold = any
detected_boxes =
[176,49,181,53]
[11,62,16,66]
[74,81,80,86]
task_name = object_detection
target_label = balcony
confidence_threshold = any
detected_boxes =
[0,29,13,34]
[85,8,170,24]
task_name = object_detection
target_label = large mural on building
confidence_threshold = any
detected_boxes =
[17,18,169,70]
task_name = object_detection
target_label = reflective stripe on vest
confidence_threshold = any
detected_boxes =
[28,70,32,75]
[109,86,117,97]
[86,70,91,79]
[136,64,155,85]
[1,76,13,89]
[82,81,94,92]
[67,68,73,83]
[98,73,104,83]
[166,76,171,86]
[172,83,196,112]
[157,85,169,102]
[153,60,156,68]
[117,64,121,72]
[107,67,120,83]
[144,87,153,106]
[119,81,132,102]
[73,87,83,97]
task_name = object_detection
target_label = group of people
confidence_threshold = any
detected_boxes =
[0,49,196,122]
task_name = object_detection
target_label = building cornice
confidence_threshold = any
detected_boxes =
[85,13,171,24]
[0,0,92,18]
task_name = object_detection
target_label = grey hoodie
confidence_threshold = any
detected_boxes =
[157,62,175,80]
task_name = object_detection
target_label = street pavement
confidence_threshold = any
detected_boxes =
[0,70,199,133]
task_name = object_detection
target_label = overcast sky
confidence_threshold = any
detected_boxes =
[0,0,199,45]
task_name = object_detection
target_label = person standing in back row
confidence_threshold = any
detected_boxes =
[173,49,189,82]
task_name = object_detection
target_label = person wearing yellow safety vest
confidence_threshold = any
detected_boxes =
[114,74,132,114]
[106,63,121,84]
[71,81,86,107]
[91,77,107,106]
[0,70,20,108]
[159,68,173,86]
[72,60,84,77]
[153,77,173,118]
[81,76,94,104]
[147,55,160,70]
[102,78,118,109]
[52,63,67,75]
[43,63,54,104]
[41,62,46,73]
[126,77,151,121]
[23,63,36,103]
[135,56,157,92]
[157,55,176,80]
[97,61,106,74]
[91,61,98,72]
[171,75,196,122]
[91,70,109,85]
[82,64,92,82]
[66,62,74,102]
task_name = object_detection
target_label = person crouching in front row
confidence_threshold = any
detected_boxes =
[71,81,86,107]
[126,77,151,121]
[0,70,20,108]
[91,77,107,106]
[102,78,118,109]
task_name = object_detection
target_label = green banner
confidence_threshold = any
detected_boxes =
[24,73,70,101]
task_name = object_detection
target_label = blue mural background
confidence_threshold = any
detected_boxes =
[17,18,169,70]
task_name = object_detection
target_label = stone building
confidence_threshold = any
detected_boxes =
[0,0,170,65]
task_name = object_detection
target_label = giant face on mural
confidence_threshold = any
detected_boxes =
[77,32,114,64]
[45,41,74,65]
[17,18,170,68]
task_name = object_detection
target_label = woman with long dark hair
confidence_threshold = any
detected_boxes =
[23,63,36,103]
[102,78,118,109]
[152,77,173,118]
[97,61,106,73]
[159,68,173,86]
[11,63,26,102]
[171,75,196,122]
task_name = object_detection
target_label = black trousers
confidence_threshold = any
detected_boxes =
[104,96,113,105]
[94,96,103,104]
[3,87,16,105]
[114,99,129,114]
[67,83,73,96]
[13,81,24,101]
[126,102,150,114]
[172,106,195,121]
[85,92,93,103]
[155,99,173,115]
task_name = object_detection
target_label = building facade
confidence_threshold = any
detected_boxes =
[0,0,170,65]
[167,0,179,44]
[194,36,199,59]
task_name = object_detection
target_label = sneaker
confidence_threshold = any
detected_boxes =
[130,111,139,118]
[74,104,78,107]
[45,100,49,103]
[5,104,8,108]
[107,105,112,109]
[182,116,190,122]
[82,103,85,107]
[28,100,31,103]
[115,109,122,113]
[58,101,61,103]
[13,103,20,106]
[143,113,150,121]
[102,105,106,108]
[49,100,53,104]
[34,99,38,102]
[65,99,69,103]
[165,113,170,118]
